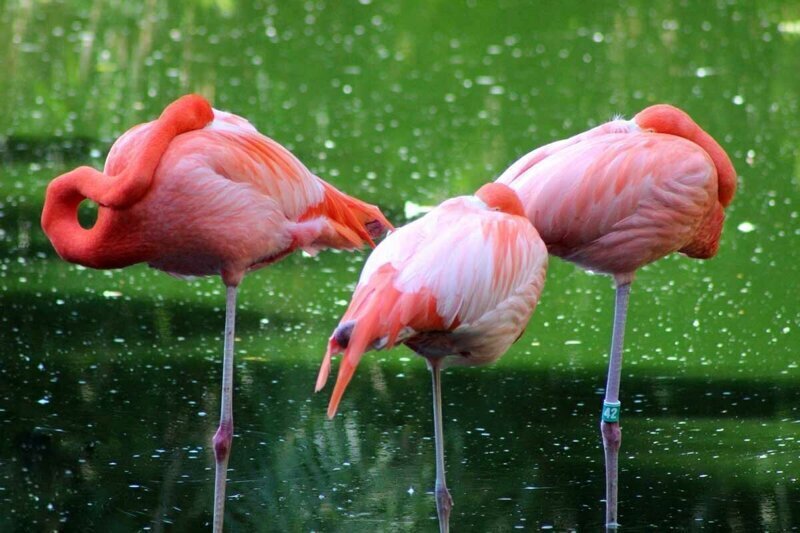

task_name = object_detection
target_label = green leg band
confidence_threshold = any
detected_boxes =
[602,401,621,423]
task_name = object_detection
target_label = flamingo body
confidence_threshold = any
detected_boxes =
[317,183,547,415]
[497,105,735,278]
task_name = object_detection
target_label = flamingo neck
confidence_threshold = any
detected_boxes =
[634,104,736,207]
[41,168,152,269]
[41,94,214,269]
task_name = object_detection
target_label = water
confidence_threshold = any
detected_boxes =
[2,0,799,530]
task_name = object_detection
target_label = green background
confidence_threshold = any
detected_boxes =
[1,0,799,530]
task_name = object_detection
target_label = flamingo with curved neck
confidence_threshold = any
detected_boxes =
[40,94,391,532]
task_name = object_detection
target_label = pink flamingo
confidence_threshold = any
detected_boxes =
[40,94,391,532]
[496,104,737,527]
[315,183,548,533]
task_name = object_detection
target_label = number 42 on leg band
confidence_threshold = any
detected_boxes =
[602,401,621,423]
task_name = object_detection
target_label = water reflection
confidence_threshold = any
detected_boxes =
[5,337,800,531]
[2,0,800,530]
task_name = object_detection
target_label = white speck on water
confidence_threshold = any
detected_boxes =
[732,95,745,105]
[129,484,141,489]
[102,290,122,299]
[37,397,50,405]
[407,486,415,495]
[334,299,348,306]
[737,221,755,233]
[197,411,207,417]
[564,339,582,345]
[695,67,715,78]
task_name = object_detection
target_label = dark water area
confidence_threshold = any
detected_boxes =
[1,0,799,530]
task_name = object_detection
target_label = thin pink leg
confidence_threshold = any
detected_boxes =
[601,279,631,529]
[427,358,453,533]
[212,286,237,533]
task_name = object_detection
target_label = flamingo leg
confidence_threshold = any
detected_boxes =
[212,285,238,533]
[427,357,453,533]
[601,280,631,529]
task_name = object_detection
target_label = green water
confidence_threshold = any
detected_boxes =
[2,0,799,530]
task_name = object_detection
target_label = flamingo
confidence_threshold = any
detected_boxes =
[315,183,548,533]
[40,94,391,532]
[496,104,737,527]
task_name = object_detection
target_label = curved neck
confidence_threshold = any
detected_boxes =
[635,104,736,207]
[41,169,151,269]
[40,94,214,269]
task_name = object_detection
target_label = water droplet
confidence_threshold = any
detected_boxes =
[737,222,755,233]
